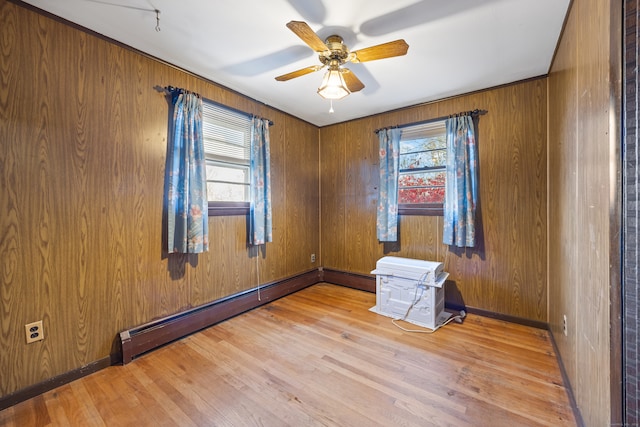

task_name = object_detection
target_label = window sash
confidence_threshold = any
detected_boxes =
[396,120,446,215]
[202,100,251,209]
[205,160,250,202]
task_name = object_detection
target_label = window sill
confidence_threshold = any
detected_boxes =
[208,202,442,217]
[208,201,249,216]
[399,203,443,216]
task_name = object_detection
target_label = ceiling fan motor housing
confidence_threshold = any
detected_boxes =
[320,35,350,65]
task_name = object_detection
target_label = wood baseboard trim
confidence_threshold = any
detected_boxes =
[120,268,321,364]
[548,328,585,426]
[0,356,112,412]
[320,268,376,292]
[460,306,548,330]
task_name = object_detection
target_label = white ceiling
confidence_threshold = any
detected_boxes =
[20,0,570,127]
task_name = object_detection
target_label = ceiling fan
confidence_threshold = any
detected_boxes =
[275,21,409,100]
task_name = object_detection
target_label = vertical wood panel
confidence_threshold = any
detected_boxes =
[285,117,320,273]
[574,0,612,424]
[344,117,380,273]
[548,0,616,424]
[548,4,579,388]
[0,1,320,397]
[262,110,288,282]
[320,123,346,268]
[0,0,23,384]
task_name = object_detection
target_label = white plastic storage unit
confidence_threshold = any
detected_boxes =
[370,256,450,330]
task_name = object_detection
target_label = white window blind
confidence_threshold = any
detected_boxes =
[202,101,251,202]
[399,120,446,141]
[202,101,251,164]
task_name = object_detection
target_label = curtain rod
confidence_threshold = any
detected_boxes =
[161,85,274,126]
[374,108,486,134]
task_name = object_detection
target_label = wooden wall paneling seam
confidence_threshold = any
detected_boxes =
[317,126,322,266]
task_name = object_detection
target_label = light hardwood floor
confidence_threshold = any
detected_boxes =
[0,283,576,426]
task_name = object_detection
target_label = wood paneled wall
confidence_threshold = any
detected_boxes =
[320,79,548,321]
[548,0,619,425]
[0,1,319,397]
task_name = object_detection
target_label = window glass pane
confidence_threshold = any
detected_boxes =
[399,148,446,170]
[206,163,247,184]
[398,171,445,204]
[206,162,249,202]
[399,187,445,204]
[207,182,248,202]
[397,120,447,208]
[399,135,446,154]
[399,170,446,188]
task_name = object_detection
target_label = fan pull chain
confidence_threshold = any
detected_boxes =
[155,9,161,32]
[329,100,334,114]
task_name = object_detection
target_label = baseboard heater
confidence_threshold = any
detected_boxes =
[119,269,321,364]
[321,268,376,292]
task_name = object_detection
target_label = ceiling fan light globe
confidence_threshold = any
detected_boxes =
[317,68,350,100]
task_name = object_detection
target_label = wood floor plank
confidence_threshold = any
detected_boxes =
[194,326,372,426]
[0,284,576,426]
[183,337,332,426]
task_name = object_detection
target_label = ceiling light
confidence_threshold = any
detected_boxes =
[317,65,350,100]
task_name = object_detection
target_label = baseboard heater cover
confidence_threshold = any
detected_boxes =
[120,269,320,364]
[321,268,376,292]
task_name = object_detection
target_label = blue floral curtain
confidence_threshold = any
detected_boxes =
[376,128,402,242]
[166,89,209,254]
[249,117,272,245]
[443,115,478,247]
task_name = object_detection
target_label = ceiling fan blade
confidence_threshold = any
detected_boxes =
[275,65,324,81]
[342,69,365,93]
[286,21,328,52]
[350,39,409,63]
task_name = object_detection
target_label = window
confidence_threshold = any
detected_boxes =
[202,100,251,215]
[398,120,446,216]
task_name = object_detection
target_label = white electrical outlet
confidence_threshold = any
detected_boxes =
[310,253,316,263]
[25,320,44,344]
[562,314,567,336]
